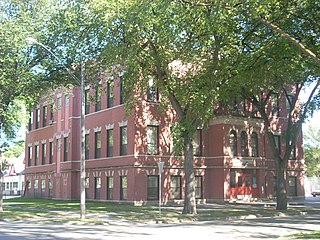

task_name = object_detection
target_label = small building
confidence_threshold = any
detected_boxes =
[2,154,25,196]
[24,75,304,203]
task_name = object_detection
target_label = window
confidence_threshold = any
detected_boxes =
[107,129,114,157]
[252,170,257,188]
[63,137,68,161]
[57,138,61,153]
[147,77,159,102]
[251,132,258,157]
[85,89,90,114]
[230,130,237,157]
[50,103,54,124]
[85,177,89,199]
[120,126,127,155]
[106,177,113,200]
[147,176,159,200]
[170,176,182,199]
[290,144,296,159]
[85,133,90,160]
[193,129,202,156]
[286,94,294,113]
[288,176,297,196]
[271,93,279,116]
[95,85,102,111]
[35,108,40,129]
[49,141,53,164]
[49,179,53,190]
[65,95,69,107]
[195,176,203,199]
[35,145,39,166]
[120,78,124,104]
[120,176,127,200]
[48,179,53,197]
[41,143,46,165]
[28,111,33,131]
[94,177,101,199]
[57,97,62,110]
[241,131,248,157]
[41,180,46,190]
[95,131,101,159]
[230,170,236,188]
[34,179,39,189]
[107,80,114,108]
[42,105,47,127]
[28,146,32,166]
[274,135,281,155]
[147,125,159,155]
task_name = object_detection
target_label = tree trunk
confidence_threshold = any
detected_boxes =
[276,158,288,210]
[182,132,197,214]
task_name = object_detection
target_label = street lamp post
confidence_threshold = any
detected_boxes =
[26,37,86,218]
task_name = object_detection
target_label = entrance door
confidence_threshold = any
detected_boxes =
[230,170,253,200]
[237,174,252,199]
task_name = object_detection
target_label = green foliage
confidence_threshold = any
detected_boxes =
[3,140,25,158]
[304,126,320,177]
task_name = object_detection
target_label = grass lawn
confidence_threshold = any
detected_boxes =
[0,197,318,224]
[288,231,320,239]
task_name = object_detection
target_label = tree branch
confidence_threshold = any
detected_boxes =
[257,17,320,66]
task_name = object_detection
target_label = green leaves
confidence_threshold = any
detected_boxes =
[304,126,320,177]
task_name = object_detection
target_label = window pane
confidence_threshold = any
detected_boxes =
[120,176,127,200]
[85,134,90,160]
[147,176,159,200]
[107,177,113,200]
[42,143,46,165]
[170,176,181,199]
[241,131,248,157]
[230,170,236,188]
[85,89,90,114]
[95,177,101,199]
[107,129,114,157]
[195,176,202,199]
[147,126,158,155]
[43,106,47,127]
[230,130,237,157]
[95,85,102,111]
[64,137,68,161]
[120,126,127,155]
[35,145,39,166]
[251,132,258,157]
[107,80,114,108]
[95,132,101,158]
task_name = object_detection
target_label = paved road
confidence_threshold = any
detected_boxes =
[0,214,319,240]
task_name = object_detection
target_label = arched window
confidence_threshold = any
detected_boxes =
[251,132,258,157]
[229,130,237,157]
[241,131,248,157]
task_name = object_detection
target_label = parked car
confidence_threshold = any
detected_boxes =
[311,190,320,197]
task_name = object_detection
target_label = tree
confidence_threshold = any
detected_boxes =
[3,140,25,159]
[176,0,319,211]
[89,0,250,214]
[9,0,316,213]
[304,126,320,177]
[0,0,88,212]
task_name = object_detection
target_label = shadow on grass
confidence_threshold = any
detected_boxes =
[1,197,319,224]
